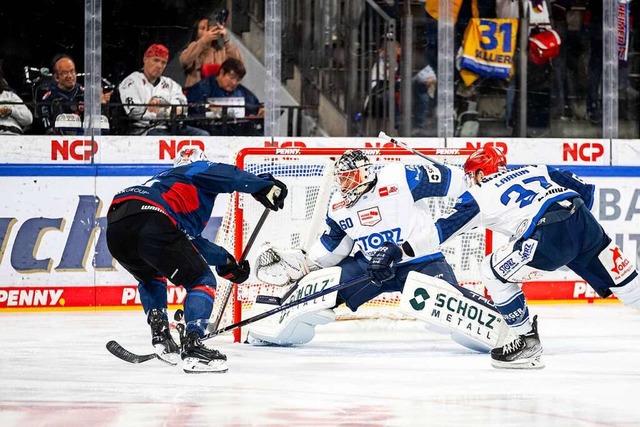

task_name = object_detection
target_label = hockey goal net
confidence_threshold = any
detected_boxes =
[212,147,490,342]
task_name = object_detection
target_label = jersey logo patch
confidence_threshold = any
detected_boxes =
[331,200,346,211]
[378,185,398,197]
[357,207,381,226]
[598,242,635,284]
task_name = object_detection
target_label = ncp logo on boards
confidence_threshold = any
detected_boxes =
[51,139,99,161]
[464,141,508,155]
[158,139,205,160]
[562,142,605,162]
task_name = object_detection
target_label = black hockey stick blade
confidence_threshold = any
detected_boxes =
[106,340,157,364]
[202,275,369,341]
[255,282,299,305]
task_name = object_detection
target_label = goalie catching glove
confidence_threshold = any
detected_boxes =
[255,243,319,286]
[215,255,250,284]
[252,173,288,211]
[367,241,403,285]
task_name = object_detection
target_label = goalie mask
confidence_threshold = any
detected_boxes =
[174,147,207,167]
[333,150,376,207]
[463,146,507,185]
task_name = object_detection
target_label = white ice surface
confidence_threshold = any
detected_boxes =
[1,304,639,426]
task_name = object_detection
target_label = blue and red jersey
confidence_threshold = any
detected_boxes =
[111,160,271,238]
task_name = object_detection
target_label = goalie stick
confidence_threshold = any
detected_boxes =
[105,274,369,364]
[200,274,369,341]
[378,131,445,166]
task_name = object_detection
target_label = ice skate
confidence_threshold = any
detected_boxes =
[181,332,228,373]
[491,315,545,370]
[148,308,180,366]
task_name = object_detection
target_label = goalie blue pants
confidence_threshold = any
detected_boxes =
[336,253,459,312]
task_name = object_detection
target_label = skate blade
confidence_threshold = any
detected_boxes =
[154,345,180,366]
[182,357,228,374]
[491,355,545,370]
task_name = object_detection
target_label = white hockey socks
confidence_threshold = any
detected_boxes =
[611,275,640,310]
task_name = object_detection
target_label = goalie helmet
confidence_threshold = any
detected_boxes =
[174,147,207,167]
[333,150,375,207]
[463,146,507,185]
[528,27,561,65]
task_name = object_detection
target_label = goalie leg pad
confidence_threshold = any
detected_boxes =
[248,309,335,346]
[399,272,517,352]
[247,266,342,346]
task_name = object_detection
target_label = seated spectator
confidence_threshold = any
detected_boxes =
[118,43,209,136]
[179,15,243,92]
[186,57,263,136]
[0,66,33,135]
[37,54,112,135]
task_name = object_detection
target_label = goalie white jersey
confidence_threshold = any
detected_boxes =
[435,165,593,244]
[309,162,466,267]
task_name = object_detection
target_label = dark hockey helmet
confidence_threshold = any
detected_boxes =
[174,147,208,167]
[463,146,507,185]
[333,149,375,207]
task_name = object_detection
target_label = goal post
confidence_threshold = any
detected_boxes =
[212,146,489,342]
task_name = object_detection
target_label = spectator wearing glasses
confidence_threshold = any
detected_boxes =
[37,54,112,134]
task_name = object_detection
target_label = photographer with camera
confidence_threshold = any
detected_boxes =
[179,11,243,92]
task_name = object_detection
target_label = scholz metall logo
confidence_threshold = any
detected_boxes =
[409,287,430,310]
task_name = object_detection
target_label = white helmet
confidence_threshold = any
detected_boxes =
[174,147,207,167]
[333,150,375,207]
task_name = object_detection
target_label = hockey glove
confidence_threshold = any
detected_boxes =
[367,241,403,286]
[252,173,288,211]
[216,255,251,284]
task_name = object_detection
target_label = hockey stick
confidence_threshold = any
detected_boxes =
[201,274,369,341]
[106,275,369,363]
[209,207,271,332]
[106,208,271,366]
[378,131,444,166]
[106,340,157,363]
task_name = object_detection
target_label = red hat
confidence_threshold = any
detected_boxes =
[144,44,169,60]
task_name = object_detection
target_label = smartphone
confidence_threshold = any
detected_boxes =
[216,9,228,26]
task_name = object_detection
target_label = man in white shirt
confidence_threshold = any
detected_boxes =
[118,44,209,136]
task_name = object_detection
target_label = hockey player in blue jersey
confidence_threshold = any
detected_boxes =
[247,149,515,349]
[106,147,287,373]
[415,146,640,369]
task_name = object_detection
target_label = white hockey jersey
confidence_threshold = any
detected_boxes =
[432,165,595,246]
[309,162,466,267]
[118,71,187,131]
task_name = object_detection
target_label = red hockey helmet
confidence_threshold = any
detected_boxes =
[463,146,507,184]
[528,27,561,65]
